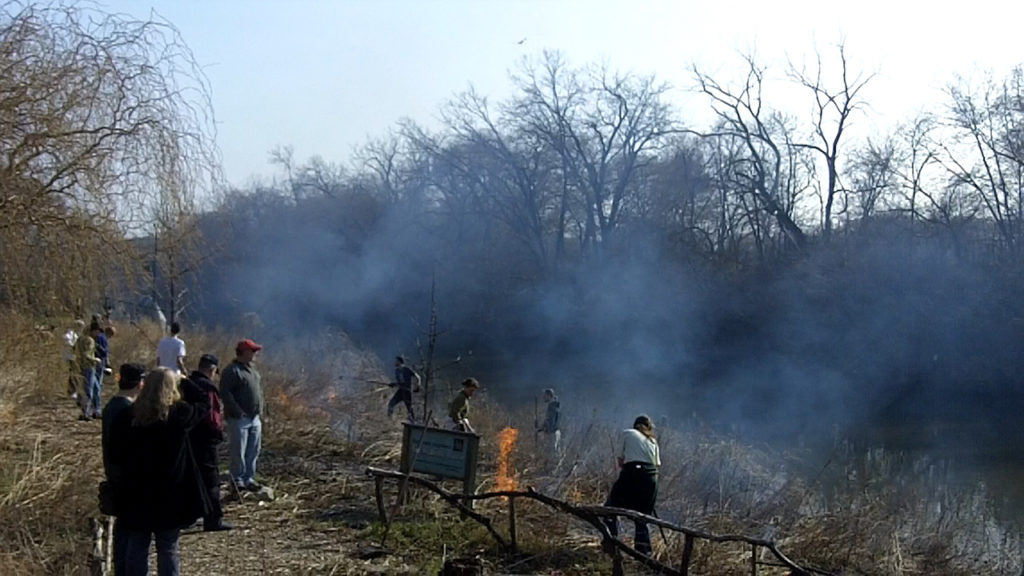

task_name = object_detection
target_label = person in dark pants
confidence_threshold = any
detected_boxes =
[102,363,146,576]
[94,320,110,387]
[537,388,562,459]
[180,353,232,532]
[386,355,421,422]
[112,367,210,576]
[602,414,661,555]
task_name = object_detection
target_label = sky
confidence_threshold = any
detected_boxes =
[100,0,1024,187]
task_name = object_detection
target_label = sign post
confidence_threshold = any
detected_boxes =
[401,423,481,507]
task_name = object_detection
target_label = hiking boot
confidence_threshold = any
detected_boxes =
[78,414,90,422]
[244,480,262,492]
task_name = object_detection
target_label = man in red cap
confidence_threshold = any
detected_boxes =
[220,339,264,491]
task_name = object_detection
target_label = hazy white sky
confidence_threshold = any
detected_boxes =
[102,0,1024,186]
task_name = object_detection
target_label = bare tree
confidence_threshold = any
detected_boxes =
[891,115,941,226]
[844,136,898,229]
[270,146,346,200]
[512,52,676,261]
[693,56,810,252]
[787,43,874,240]
[938,68,1024,251]
[0,1,220,314]
[438,88,557,272]
[509,52,585,262]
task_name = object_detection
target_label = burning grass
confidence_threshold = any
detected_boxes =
[494,426,519,492]
[0,309,1021,574]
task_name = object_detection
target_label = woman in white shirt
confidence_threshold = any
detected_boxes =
[602,414,660,555]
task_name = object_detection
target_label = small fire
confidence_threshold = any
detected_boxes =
[275,388,290,408]
[495,426,519,492]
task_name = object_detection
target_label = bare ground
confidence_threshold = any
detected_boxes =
[15,391,448,575]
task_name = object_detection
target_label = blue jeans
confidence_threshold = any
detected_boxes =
[96,357,108,384]
[121,528,180,576]
[227,415,262,484]
[81,368,100,417]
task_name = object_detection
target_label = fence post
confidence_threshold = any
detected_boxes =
[679,533,694,575]
[611,549,624,576]
[374,476,387,523]
[508,496,518,553]
[750,543,757,575]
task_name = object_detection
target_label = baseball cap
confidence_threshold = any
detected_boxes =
[119,363,146,384]
[199,353,219,368]
[236,339,262,353]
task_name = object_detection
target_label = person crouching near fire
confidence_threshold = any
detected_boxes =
[446,378,480,433]
[601,414,660,556]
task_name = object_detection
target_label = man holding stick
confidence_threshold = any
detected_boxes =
[387,356,421,422]
[446,378,480,432]
[536,388,561,466]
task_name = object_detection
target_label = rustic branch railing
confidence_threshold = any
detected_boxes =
[366,467,832,576]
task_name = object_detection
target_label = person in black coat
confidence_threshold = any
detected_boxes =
[111,367,210,576]
[102,362,146,576]
[180,353,232,531]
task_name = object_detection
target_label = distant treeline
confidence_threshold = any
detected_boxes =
[2,1,1022,455]
[182,53,1024,454]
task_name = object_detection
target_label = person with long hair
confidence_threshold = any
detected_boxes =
[602,414,661,555]
[112,367,210,576]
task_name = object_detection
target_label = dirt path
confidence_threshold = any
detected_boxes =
[26,394,416,575]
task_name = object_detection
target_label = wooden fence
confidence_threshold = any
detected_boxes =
[366,466,833,576]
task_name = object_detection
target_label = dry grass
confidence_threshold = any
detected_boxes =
[0,309,1021,575]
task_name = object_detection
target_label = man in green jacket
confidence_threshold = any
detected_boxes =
[446,378,480,433]
[220,339,264,491]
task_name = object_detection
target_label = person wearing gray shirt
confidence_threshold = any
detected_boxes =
[219,339,264,491]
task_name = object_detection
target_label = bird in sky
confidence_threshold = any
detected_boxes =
[517,37,527,45]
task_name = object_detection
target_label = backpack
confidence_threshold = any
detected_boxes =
[207,388,225,441]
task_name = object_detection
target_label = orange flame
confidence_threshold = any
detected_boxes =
[275,389,290,408]
[496,426,519,492]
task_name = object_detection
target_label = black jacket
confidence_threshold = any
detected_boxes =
[113,398,210,531]
[181,371,226,444]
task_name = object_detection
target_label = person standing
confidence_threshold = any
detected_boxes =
[74,322,102,420]
[95,319,111,385]
[536,388,562,458]
[220,339,264,491]
[156,321,187,375]
[62,319,85,402]
[113,367,210,576]
[602,414,660,555]
[446,378,480,432]
[180,353,232,531]
[387,356,421,422]
[101,363,146,576]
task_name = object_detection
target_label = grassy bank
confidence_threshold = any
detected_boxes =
[0,310,1021,574]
